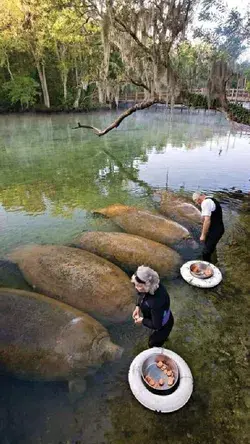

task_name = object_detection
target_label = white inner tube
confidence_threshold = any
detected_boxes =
[180,260,222,288]
[128,348,193,413]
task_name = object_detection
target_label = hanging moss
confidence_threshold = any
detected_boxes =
[207,59,231,110]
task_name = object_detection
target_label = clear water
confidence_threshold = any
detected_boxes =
[0,109,249,443]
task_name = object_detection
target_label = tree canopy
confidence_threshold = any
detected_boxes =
[0,0,249,119]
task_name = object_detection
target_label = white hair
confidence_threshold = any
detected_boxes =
[192,192,202,202]
[131,265,160,295]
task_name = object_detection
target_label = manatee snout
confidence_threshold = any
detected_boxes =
[113,344,124,360]
[100,339,124,362]
[186,238,199,250]
[175,237,200,259]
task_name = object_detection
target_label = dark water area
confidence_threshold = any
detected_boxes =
[0,109,249,443]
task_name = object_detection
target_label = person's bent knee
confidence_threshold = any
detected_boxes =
[148,337,154,348]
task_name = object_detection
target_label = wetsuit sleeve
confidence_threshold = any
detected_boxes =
[143,306,164,330]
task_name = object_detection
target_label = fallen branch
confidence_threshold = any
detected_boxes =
[72,99,163,136]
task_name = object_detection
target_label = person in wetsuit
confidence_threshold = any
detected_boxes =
[192,192,225,263]
[131,266,174,348]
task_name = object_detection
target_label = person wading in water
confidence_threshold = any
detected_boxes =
[192,192,224,263]
[131,266,174,348]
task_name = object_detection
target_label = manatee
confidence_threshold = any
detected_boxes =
[9,245,136,323]
[96,204,133,218]
[158,191,202,227]
[94,204,192,247]
[0,288,122,389]
[74,231,182,278]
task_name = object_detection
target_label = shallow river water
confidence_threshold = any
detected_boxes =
[0,109,249,444]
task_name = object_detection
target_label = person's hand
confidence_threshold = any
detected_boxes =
[200,234,206,242]
[134,316,143,325]
[132,307,140,320]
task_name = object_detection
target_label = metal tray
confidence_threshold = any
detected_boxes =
[190,262,214,279]
[141,353,179,395]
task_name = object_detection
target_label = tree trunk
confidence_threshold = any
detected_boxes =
[37,62,50,108]
[73,87,82,109]
[63,72,68,101]
[97,82,105,104]
[6,55,14,81]
[235,75,240,103]
[220,81,228,111]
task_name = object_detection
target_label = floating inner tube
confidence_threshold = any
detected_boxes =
[180,260,222,288]
[128,348,193,413]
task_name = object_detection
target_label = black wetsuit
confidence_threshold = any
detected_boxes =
[136,283,174,348]
[202,197,224,262]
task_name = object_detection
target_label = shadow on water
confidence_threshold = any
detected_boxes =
[0,260,32,291]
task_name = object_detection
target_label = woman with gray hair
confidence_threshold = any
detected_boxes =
[131,266,174,348]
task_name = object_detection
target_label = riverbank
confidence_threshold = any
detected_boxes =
[0,103,111,114]
[1,98,250,131]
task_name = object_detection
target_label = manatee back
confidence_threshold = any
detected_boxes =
[0,288,109,380]
[74,231,181,278]
[0,288,75,347]
[113,209,190,245]
[160,192,202,225]
[9,245,136,323]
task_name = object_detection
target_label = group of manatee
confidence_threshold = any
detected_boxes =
[0,191,202,392]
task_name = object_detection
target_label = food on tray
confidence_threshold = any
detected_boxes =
[168,376,174,386]
[204,268,213,277]
[156,361,164,368]
[191,264,200,273]
[145,358,177,389]
[148,378,156,386]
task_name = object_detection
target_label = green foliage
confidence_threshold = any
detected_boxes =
[3,76,40,109]
[0,0,248,112]
[228,103,250,126]
[181,92,220,110]
[215,9,246,60]
[196,4,248,62]
[173,41,214,90]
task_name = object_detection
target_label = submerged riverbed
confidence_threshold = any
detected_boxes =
[0,109,249,443]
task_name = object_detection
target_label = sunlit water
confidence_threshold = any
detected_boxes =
[0,109,249,443]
